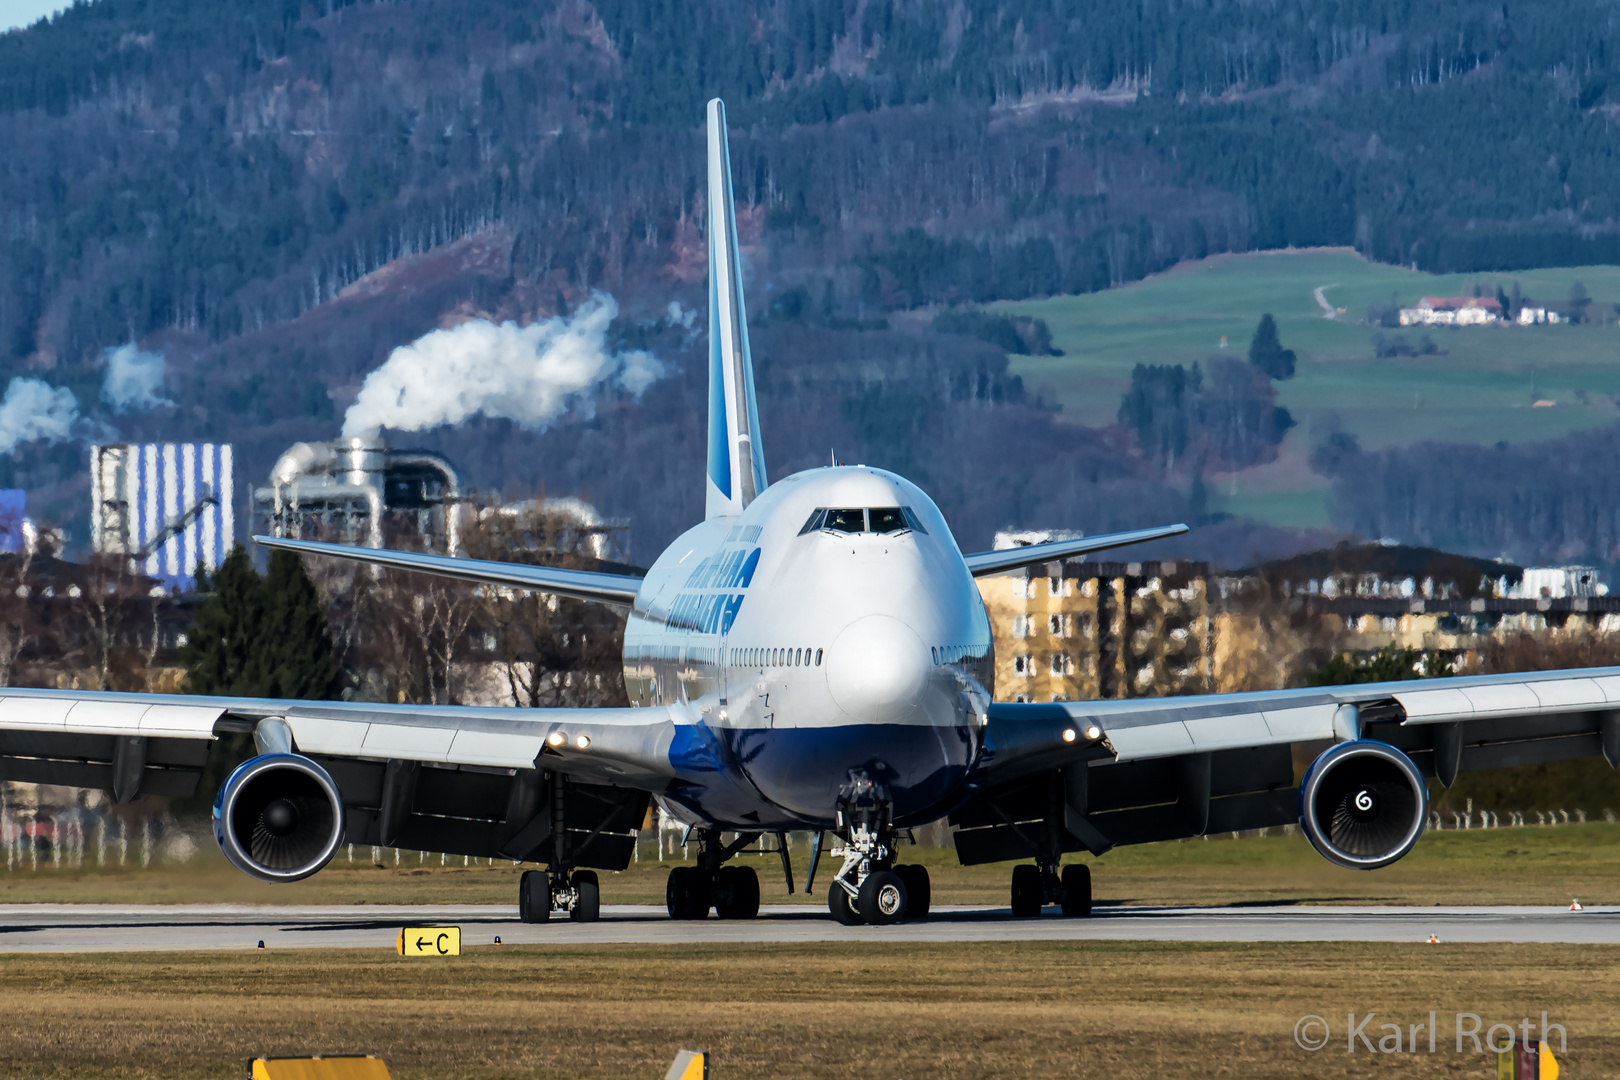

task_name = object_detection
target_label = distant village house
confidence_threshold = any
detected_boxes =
[1399,296,1502,326]
[1398,295,1561,326]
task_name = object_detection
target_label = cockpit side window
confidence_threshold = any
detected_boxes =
[869,507,907,534]
[901,506,928,534]
[824,508,865,533]
[798,509,827,535]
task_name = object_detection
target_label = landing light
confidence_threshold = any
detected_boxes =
[1061,728,1077,743]
[546,731,566,748]
[1085,724,1102,741]
[575,734,592,750]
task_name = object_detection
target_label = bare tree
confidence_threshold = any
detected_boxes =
[67,555,148,692]
[461,499,628,709]
[0,548,37,688]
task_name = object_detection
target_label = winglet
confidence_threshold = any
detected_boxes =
[705,98,767,519]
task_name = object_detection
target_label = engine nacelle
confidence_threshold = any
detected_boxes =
[213,753,346,882]
[1299,740,1428,870]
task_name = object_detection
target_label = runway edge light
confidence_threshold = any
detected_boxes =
[665,1050,708,1080]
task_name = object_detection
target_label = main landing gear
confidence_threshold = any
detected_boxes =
[824,773,931,926]
[664,828,773,920]
[517,868,602,922]
[1009,861,1092,918]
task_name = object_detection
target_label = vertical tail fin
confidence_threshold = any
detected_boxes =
[705,98,767,520]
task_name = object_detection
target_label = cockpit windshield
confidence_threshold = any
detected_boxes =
[798,506,928,536]
[868,508,906,533]
[824,508,866,533]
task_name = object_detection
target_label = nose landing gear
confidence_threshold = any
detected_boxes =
[824,773,930,925]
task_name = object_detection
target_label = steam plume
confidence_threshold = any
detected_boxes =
[0,378,78,454]
[342,293,664,437]
[101,343,172,411]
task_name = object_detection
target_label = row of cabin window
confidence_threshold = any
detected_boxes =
[1011,693,1072,703]
[1011,654,1077,677]
[732,647,822,668]
[1010,613,1094,638]
[931,645,978,665]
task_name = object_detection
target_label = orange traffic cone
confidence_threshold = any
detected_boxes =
[1570,898,1584,911]
[1427,933,1439,944]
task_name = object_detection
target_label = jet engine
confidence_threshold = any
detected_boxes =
[214,753,346,882]
[1299,740,1428,870]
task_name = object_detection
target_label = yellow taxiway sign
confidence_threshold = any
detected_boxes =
[251,1055,390,1080]
[396,926,461,956]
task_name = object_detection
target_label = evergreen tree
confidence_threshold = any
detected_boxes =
[1307,645,1455,686]
[1247,313,1297,380]
[176,545,340,811]
[258,549,341,700]
[179,545,340,700]
[178,544,265,695]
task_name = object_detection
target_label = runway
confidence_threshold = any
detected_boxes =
[0,903,1615,951]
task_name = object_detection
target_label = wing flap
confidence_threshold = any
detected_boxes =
[447,729,548,769]
[0,695,75,730]
[361,722,457,761]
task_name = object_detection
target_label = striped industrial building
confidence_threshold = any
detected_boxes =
[90,443,234,586]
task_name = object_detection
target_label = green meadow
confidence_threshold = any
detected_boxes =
[996,249,1620,529]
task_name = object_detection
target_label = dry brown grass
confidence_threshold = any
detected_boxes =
[0,942,1615,1078]
[7,821,1620,908]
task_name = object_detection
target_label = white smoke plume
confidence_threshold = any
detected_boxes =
[342,292,665,438]
[100,343,172,411]
[0,377,79,454]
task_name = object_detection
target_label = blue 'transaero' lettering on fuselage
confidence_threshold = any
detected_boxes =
[665,547,761,632]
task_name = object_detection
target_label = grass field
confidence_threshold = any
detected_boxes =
[995,249,1620,529]
[2,941,1614,1078]
[7,820,1620,908]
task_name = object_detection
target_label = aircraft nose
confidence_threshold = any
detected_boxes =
[825,615,931,724]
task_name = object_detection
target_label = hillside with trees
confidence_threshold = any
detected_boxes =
[5,0,1620,555]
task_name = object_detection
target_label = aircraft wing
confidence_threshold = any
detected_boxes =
[954,666,1620,863]
[0,685,684,864]
[253,535,642,606]
[961,524,1190,576]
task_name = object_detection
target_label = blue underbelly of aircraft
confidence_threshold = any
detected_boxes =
[724,722,978,828]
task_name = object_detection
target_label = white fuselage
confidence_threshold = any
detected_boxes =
[622,466,995,829]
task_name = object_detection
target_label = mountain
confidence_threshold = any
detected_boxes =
[2,0,1619,558]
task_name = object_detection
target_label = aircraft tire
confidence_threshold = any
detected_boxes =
[715,865,760,919]
[894,864,931,918]
[857,870,908,925]
[664,867,685,918]
[1010,864,1043,917]
[828,883,863,925]
[1060,864,1092,918]
[518,870,549,923]
[666,866,711,919]
[570,870,600,922]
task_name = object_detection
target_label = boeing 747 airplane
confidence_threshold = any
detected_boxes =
[3,101,1619,925]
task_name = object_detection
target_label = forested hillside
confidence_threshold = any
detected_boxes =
[3,0,1620,555]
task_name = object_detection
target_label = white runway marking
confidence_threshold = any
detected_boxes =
[0,903,1616,951]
